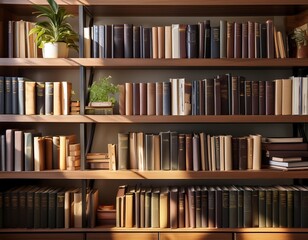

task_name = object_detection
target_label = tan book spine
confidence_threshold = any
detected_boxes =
[247,136,253,170]
[34,136,45,171]
[282,79,292,115]
[69,143,80,151]
[158,26,165,59]
[137,132,144,171]
[152,27,158,59]
[74,191,82,227]
[219,135,225,171]
[165,26,172,59]
[25,81,36,115]
[125,82,133,115]
[59,136,67,170]
[159,187,169,228]
[61,81,72,115]
[108,144,116,170]
[125,193,133,228]
[251,134,261,170]
[275,79,282,115]
[277,31,286,58]
[129,132,137,169]
[53,82,62,115]
[19,20,26,58]
[211,136,216,171]
[147,82,156,115]
[118,84,125,115]
[224,135,232,171]
[273,26,280,58]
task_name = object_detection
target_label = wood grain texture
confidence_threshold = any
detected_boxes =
[0,233,83,240]
[160,233,232,240]
[87,233,158,240]
[236,233,308,240]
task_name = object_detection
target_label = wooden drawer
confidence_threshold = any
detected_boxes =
[160,232,233,240]
[87,232,158,240]
[0,233,84,240]
[236,233,308,240]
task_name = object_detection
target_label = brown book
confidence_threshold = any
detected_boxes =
[234,22,242,58]
[139,82,147,115]
[265,80,275,115]
[281,79,292,115]
[227,22,234,58]
[147,82,156,115]
[214,78,221,115]
[254,22,260,58]
[25,81,36,115]
[275,79,282,115]
[179,24,187,58]
[165,26,172,59]
[159,187,169,228]
[59,136,67,170]
[34,136,45,171]
[277,31,286,58]
[118,84,125,115]
[129,132,138,169]
[45,136,53,170]
[251,80,259,115]
[248,21,255,58]
[53,82,62,115]
[266,20,275,58]
[242,22,248,58]
[61,82,72,115]
[152,27,158,59]
[185,133,193,170]
[238,137,248,170]
[108,143,116,170]
[178,134,186,170]
[169,186,178,228]
[125,82,133,115]
[157,26,165,59]
[14,130,24,171]
[231,76,240,115]
[247,136,253,169]
[178,187,185,228]
[125,193,133,227]
[266,150,308,158]
[244,80,252,115]
[200,132,208,171]
[273,26,280,58]
[6,129,15,171]
[259,81,265,115]
[155,82,163,115]
[224,135,232,171]
[204,78,214,115]
[192,133,200,171]
[132,83,140,115]
[262,143,308,151]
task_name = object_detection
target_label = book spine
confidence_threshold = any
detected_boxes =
[211,27,220,59]
[241,22,248,58]
[125,82,133,115]
[147,82,156,115]
[118,133,128,170]
[139,82,147,115]
[160,132,170,170]
[248,21,255,58]
[36,82,45,115]
[254,22,260,58]
[259,81,265,115]
[133,26,141,58]
[124,24,133,58]
[198,22,204,58]
[234,22,242,58]
[113,24,124,58]
[179,24,187,58]
[226,22,234,58]
[5,77,12,114]
[12,77,18,114]
[260,23,267,58]
[17,78,25,115]
[204,20,211,58]
[220,20,227,58]
[92,25,99,58]
[142,27,151,58]
[265,80,275,115]
[98,25,105,58]
[266,20,275,58]
[162,82,171,115]
[45,82,54,115]
[186,24,198,58]
[104,25,112,58]
[251,80,259,115]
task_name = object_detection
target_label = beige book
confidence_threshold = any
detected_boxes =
[172,24,180,59]
[250,134,261,170]
[207,134,212,171]
[64,189,77,228]
[152,26,158,59]
[137,132,144,171]
[170,78,178,115]
[25,21,34,58]
[153,134,161,170]
[147,82,156,115]
[277,31,286,58]
[219,135,225,171]
[13,21,20,57]
[282,78,292,115]
[159,187,169,228]
[45,136,53,170]
[84,27,91,58]
[247,136,253,169]
[25,81,36,115]
[53,82,62,115]
[273,26,280,58]
[158,26,165,59]
[59,136,67,170]
[19,20,26,58]
[125,193,133,228]
[108,144,116,170]
[74,191,82,227]
[34,136,45,171]
[211,136,216,171]
[200,132,206,171]
[274,79,282,115]
[165,26,172,59]
[125,82,133,115]
[224,135,232,171]
[129,132,137,169]
[61,81,72,115]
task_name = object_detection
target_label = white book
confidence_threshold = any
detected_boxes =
[178,78,185,115]
[170,78,178,115]
[171,24,180,59]
[302,77,308,115]
[224,135,232,171]
[84,27,91,58]
[219,135,225,171]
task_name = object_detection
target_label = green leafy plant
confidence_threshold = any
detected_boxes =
[291,28,308,49]
[88,76,119,105]
[29,0,78,51]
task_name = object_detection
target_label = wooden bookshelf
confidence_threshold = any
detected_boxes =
[0,115,91,123]
[0,58,79,67]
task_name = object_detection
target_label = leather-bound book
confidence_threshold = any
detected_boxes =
[118,133,129,170]
[124,24,133,58]
[160,131,170,170]
[254,22,260,58]
[145,134,154,170]
[185,133,193,171]
[195,186,202,228]
[104,25,112,58]
[204,78,214,115]
[214,77,221,115]
[242,22,248,58]
[260,23,267,58]
[243,187,253,227]
[6,129,15,171]
[244,80,252,115]
[217,74,229,115]
[12,77,18,114]
[14,130,24,171]
[179,24,187,58]
[25,81,36,115]
[227,22,234,58]
[178,134,186,170]
[169,187,178,228]
[139,82,147,115]
[251,80,259,115]
[170,131,178,170]
[231,76,240,115]
[147,82,156,115]
[238,137,248,170]
[129,132,138,169]
[198,22,204,58]
[178,187,185,228]
[132,83,140,115]
[125,82,133,115]
[248,21,255,58]
[112,24,124,58]
[258,81,265,115]
[186,24,198,58]
[192,133,200,171]
[232,137,239,170]
[143,27,152,58]
[155,82,163,115]
[274,79,282,115]
[220,20,227,58]
[133,25,141,58]
[34,136,45,171]
[35,82,45,115]
[204,20,211,58]
[266,20,275,58]
[165,26,172,59]
[0,76,4,114]
[152,26,158,59]
[151,188,160,228]
[234,22,242,58]
[188,186,196,228]
[162,81,171,115]
[211,27,220,58]
[265,80,275,115]
[160,187,169,228]
[201,186,208,227]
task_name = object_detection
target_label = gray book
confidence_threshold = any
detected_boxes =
[220,20,227,58]
[17,77,25,115]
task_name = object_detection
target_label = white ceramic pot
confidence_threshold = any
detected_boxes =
[42,42,69,58]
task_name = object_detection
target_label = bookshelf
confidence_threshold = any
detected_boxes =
[0,0,308,240]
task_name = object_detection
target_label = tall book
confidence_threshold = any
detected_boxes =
[0,76,4,114]
[172,24,180,59]
[17,77,25,115]
[152,26,158,59]
[113,24,124,58]
[266,20,275,58]
[36,82,45,115]
[160,131,170,170]
[170,132,178,170]
[147,82,156,115]
[165,26,172,59]
[104,25,112,58]
[260,23,267,58]
[251,80,259,115]
[34,136,45,171]
[118,133,129,170]
[53,82,62,115]
[198,22,204,58]
[274,79,282,115]
[133,82,140,115]
[220,20,227,58]
[129,132,138,169]
[139,82,147,115]
[124,24,133,58]
[265,80,275,115]
[5,77,12,114]
[234,22,242,58]
[242,22,248,58]
[98,25,105,58]
[61,81,72,115]
[142,27,151,58]
[186,24,198,58]
[247,21,255,58]
[254,22,260,58]
[226,22,234,58]
[12,77,18,114]
[204,20,211,58]
[211,27,220,58]
[179,24,187,58]
[145,134,154,170]
[204,78,214,115]
[136,132,144,171]
[281,78,292,115]
[14,130,24,171]
[125,82,133,115]
[158,26,165,59]
[133,25,140,58]
[259,81,265,115]
[155,82,163,115]
[6,129,15,171]
[45,82,54,115]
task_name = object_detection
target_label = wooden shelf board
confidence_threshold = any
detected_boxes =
[0,58,79,67]
[74,58,308,68]
[1,170,307,179]
[86,115,308,124]
[0,115,91,123]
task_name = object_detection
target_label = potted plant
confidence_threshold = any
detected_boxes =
[29,0,78,58]
[291,26,308,58]
[88,76,119,107]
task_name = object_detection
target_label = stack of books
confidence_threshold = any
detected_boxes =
[262,137,308,170]
[86,153,110,170]
[85,102,114,115]
[67,143,81,170]
[70,101,80,115]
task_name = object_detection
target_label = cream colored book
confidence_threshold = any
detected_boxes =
[34,136,45,171]
[53,82,62,115]
[159,187,169,228]
[281,78,292,115]
[274,79,282,115]
[61,81,72,115]
[219,135,225,171]
[25,81,36,115]
[158,26,165,59]
[224,135,232,171]
[172,24,180,58]
[250,134,261,170]
[247,136,253,170]
[152,26,158,59]
[165,26,172,59]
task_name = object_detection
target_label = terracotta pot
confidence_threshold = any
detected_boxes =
[296,44,308,58]
[42,42,69,58]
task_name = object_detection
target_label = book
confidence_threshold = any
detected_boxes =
[118,133,129,170]
[211,26,220,58]
[248,21,255,58]
[124,24,133,58]
[14,130,24,171]
[158,26,165,59]
[220,20,227,58]
[160,131,170,170]
[133,25,140,58]
[281,79,292,115]
[165,26,172,59]
[274,79,282,115]
[204,20,211,58]
[53,82,62,115]
[234,22,242,58]
[11,77,18,114]
[125,82,133,115]
[242,22,248,58]
[179,24,187,58]
[5,77,12,114]
[265,80,275,115]
[266,20,275,58]
[147,82,156,115]
[187,24,198,58]
[227,22,234,58]
[113,24,124,58]
[61,82,72,115]
[262,137,303,143]
[152,26,158,59]
[45,82,54,115]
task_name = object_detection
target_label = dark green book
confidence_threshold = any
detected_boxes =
[258,187,266,227]
[252,187,259,227]
[34,188,42,228]
[56,190,65,228]
[237,187,244,228]
[222,186,229,228]
[298,186,308,227]
[229,186,238,228]
[277,186,287,228]
[292,186,300,228]
[243,187,252,227]
[286,187,294,228]
[195,186,201,228]
[272,187,279,227]
[48,189,57,228]
[0,76,4,114]
[265,187,273,227]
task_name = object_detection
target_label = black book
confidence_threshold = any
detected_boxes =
[12,77,18,114]
[265,188,273,227]
[48,189,57,228]
[36,82,45,115]
[214,77,221,115]
[34,188,42,228]
[160,131,170,170]
[239,76,245,115]
[211,27,220,58]
[243,187,252,227]
[186,24,198,58]
[98,25,105,58]
[0,192,3,228]
[217,74,229,115]
[259,80,265,115]
[178,134,186,170]
[277,186,287,227]
[26,187,38,228]
[170,131,178,170]
[17,77,25,115]
[56,190,65,228]
[229,186,238,228]
[162,82,171,115]
[251,80,259,115]
[45,82,53,115]
[145,134,154,170]
[104,25,112,58]
[142,27,151,58]
[292,187,300,228]
[195,186,202,228]
[40,188,49,228]
[222,187,229,228]
[5,77,12,114]
[215,186,222,228]
[204,78,214,115]
[113,24,124,58]
[237,187,244,228]
[133,26,141,58]
[0,76,4,114]
[92,25,99,58]
[192,80,200,115]
[260,23,267,58]
[201,186,208,227]
[124,24,133,58]
[204,20,211,58]
[0,135,5,171]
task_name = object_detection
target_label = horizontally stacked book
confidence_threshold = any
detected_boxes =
[116,184,308,229]
[118,132,262,171]
[0,186,98,228]
[119,75,308,116]
[0,130,79,171]
[0,77,74,115]
[262,137,308,170]
[84,19,287,59]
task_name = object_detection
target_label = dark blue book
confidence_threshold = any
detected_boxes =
[204,20,211,58]
[124,24,133,58]
[211,26,220,58]
[104,25,112,58]
[133,25,141,58]
[113,24,124,58]
[0,76,4,114]
[186,24,198,58]
[162,82,171,115]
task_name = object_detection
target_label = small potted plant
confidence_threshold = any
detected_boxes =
[291,26,308,58]
[29,0,79,58]
[88,76,119,107]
